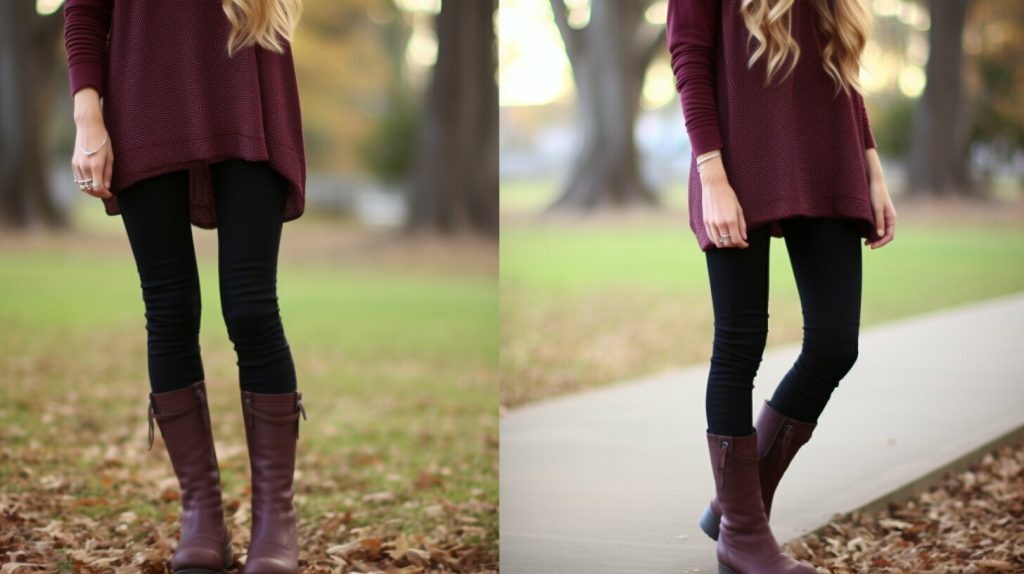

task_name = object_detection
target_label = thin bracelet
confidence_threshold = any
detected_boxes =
[81,132,109,157]
[696,150,722,167]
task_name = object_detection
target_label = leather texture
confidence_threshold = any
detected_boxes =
[148,380,233,573]
[707,430,817,573]
[703,400,817,539]
[240,389,306,574]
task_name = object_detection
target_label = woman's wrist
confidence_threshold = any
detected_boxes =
[698,154,728,186]
[865,148,885,186]
[73,88,103,123]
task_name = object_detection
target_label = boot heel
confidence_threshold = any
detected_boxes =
[698,503,720,540]
[718,563,739,574]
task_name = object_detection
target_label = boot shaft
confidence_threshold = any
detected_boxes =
[240,389,305,573]
[149,381,225,512]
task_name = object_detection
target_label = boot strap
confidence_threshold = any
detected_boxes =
[147,386,209,451]
[243,393,307,439]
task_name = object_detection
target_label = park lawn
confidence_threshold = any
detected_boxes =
[500,182,1024,407]
[0,212,498,572]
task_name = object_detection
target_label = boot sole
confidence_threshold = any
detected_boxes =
[172,541,233,574]
[698,503,721,541]
[718,563,739,574]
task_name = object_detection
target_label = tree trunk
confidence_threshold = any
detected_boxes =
[547,0,664,211]
[0,1,68,229]
[907,0,977,197]
[407,0,498,236]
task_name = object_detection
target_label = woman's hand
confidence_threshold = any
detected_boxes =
[72,88,113,200]
[864,148,896,249]
[699,153,750,249]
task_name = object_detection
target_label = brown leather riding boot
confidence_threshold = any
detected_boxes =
[239,389,306,574]
[700,400,817,540]
[707,431,816,574]
[148,380,233,573]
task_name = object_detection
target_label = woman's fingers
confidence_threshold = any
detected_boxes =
[103,153,113,192]
[87,156,112,199]
[867,203,897,249]
[72,159,95,197]
[709,219,729,249]
[729,206,749,248]
[709,219,743,248]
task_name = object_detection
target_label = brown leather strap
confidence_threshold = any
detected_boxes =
[242,392,307,439]
[147,386,207,450]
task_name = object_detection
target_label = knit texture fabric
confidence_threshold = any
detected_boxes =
[63,0,306,229]
[666,0,881,252]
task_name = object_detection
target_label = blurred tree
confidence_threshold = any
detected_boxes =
[407,0,498,236]
[546,0,664,210]
[0,2,67,228]
[907,0,976,197]
[968,0,1024,167]
[358,0,419,185]
[359,90,420,184]
[293,0,406,173]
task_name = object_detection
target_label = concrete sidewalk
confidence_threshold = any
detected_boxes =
[500,291,1024,573]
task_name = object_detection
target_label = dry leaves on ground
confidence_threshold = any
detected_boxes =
[783,441,1024,573]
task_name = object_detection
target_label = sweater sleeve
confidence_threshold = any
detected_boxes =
[63,0,113,98]
[666,0,723,158]
[854,89,876,150]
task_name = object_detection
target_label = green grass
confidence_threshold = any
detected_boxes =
[500,186,1024,406]
[500,177,689,216]
[502,220,1024,318]
[0,207,498,568]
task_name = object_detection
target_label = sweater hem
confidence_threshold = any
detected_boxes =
[693,203,881,253]
[102,136,305,230]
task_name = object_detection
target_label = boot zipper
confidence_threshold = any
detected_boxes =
[245,396,254,429]
[781,423,794,454]
[194,386,210,431]
[147,399,156,451]
[295,394,307,440]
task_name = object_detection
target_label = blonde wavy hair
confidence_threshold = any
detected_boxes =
[222,0,303,57]
[739,0,872,97]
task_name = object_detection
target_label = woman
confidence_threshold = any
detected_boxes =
[64,1,307,572]
[666,0,897,572]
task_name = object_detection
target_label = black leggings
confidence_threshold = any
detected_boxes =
[704,217,862,436]
[118,159,297,395]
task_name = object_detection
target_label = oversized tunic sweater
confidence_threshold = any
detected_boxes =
[666,0,882,252]
[63,0,306,229]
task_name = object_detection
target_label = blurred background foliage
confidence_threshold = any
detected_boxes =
[2,0,497,235]
[499,0,1024,408]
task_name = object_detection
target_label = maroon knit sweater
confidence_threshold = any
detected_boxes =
[666,0,881,252]
[63,0,306,229]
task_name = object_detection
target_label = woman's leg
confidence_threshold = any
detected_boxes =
[117,169,205,393]
[768,217,863,423]
[704,223,773,436]
[119,171,232,572]
[210,158,297,394]
[702,223,818,573]
[211,158,303,574]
